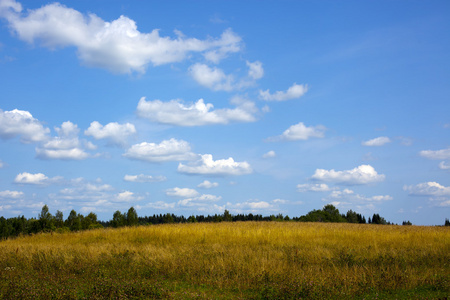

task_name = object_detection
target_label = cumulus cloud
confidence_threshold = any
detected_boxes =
[259,83,308,101]
[189,63,234,91]
[136,97,257,126]
[404,182,450,197]
[297,183,333,192]
[123,138,198,162]
[178,154,252,176]
[123,174,167,183]
[36,121,95,160]
[84,121,136,146]
[420,148,450,160]
[114,190,142,203]
[362,136,391,146]
[311,164,385,185]
[269,122,326,141]
[0,190,24,199]
[137,201,176,210]
[177,194,222,207]
[227,200,275,214]
[0,1,242,73]
[166,187,199,198]
[197,180,219,189]
[262,150,276,158]
[0,109,49,143]
[14,172,61,185]
[439,161,450,170]
[246,60,264,79]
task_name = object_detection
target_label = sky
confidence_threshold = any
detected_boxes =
[0,0,449,225]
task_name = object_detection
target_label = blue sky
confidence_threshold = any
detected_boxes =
[0,0,449,225]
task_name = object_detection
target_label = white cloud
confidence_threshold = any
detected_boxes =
[14,172,62,185]
[166,187,199,198]
[439,161,450,170]
[404,182,450,197]
[123,138,197,162]
[420,148,450,160]
[324,188,392,205]
[269,122,326,141]
[246,60,264,79]
[259,83,308,101]
[189,63,234,91]
[297,183,333,192]
[137,201,176,210]
[0,109,49,143]
[197,180,219,189]
[35,121,94,160]
[311,164,385,185]
[272,198,288,204]
[136,97,257,126]
[84,121,136,146]
[1,1,242,73]
[123,174,167,183]
[262,150,276,158]
[178,194,222,207]
[362,136,391,146]
[203,28,242,63]
[114,190,142,203]
[178,154,252,176]
[0,190,24,199]
[0,160,4,168]
[227,200,275,214]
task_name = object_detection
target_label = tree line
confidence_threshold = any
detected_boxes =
[0,204,447,240]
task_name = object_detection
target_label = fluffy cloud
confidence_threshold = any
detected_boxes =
[36,121,95,160]
[404,182,450,197]
[114,191,142,203]
[246,60,264,79]
[311,164,385,185]
[177,194,222,207]
[297,183,333,192]
[137,201,176,210]
[178,154,252,176]
[0,109,49,143]
[325,188,393,204]
[420,148,450,160]
[197,180,219,189]
[439,161,450,170]
[0,1,242,73]
[123,138,197,162]
[362,136,391,146]
[189,63,234,91]
[0,190,24,199]
[227,200,275,214]
[259,83,308,101]
[166,187,199,198]
[123,174,167,183]
[136,97,257,126]
[14,172,61,185]
[84,121,136,146]
[262,150,276,158]
[269,122,326,141]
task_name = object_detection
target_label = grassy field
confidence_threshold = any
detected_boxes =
[0,222,449,299]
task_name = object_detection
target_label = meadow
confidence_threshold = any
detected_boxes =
[0,222,448,299]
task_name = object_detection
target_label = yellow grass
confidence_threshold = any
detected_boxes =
[1,222,449,299]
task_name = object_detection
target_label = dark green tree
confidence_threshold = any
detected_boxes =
[223,209,232,222]
[126,207,138,226]
[39,205,55,232]
[55,210,64,228]
[111,210,126,228]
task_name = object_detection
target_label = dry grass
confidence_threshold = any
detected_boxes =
[0,222,449,299]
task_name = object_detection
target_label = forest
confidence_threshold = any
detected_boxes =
[2,204,446,240]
